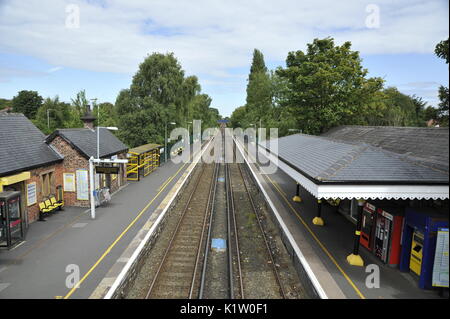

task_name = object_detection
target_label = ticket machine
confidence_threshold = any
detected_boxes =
[409,230,424,276]
[360,202,377,251]
[374,206,404,266]
[0,191,25,249]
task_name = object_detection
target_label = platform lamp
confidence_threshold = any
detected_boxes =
[47,109,55,129]
[165,121,177,163]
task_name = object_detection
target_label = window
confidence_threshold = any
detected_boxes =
[41,172,54,197]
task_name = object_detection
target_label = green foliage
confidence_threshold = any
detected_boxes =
[435,38,449,64]
[276,38,384,134]
[435,38,449,126]
[232,38,434,136]
[0,98,11,110]
[115,53,219,148]
[33,96,81,135]
[12,90,43,119]
[71,90,90,115]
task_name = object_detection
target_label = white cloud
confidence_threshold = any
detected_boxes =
[0,0,448,114]
[47,66,63,73]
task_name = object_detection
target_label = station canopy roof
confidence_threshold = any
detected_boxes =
[129,143,162,155]
[257,127,449,201]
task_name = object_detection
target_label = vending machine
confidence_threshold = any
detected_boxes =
[0,191,25,249]
[360,202,377,251]
[374,207,404,266]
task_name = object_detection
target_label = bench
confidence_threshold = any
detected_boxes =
[38,196,64,221]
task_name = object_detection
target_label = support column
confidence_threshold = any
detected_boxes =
[292,183,302,202]
[346,199,365,266]
[312,199,325,226]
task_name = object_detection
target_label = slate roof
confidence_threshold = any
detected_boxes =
[261,133,449,185]
[46,128,128,159]
[322,126,449,173]
[0,113,63,177]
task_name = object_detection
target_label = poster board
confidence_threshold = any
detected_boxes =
[76,170,89,201]
[432,228,449,288]
[27,182,37,206]
[63,173,75,192]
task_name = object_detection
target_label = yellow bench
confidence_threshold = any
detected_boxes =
[38,197,63,221]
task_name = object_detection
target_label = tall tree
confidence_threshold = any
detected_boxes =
[115,52,219,147]
[71,90,90,115]
[11,90,43,119]
[435,38,449,126]
[276,38,384,134]
[245,49,272,127]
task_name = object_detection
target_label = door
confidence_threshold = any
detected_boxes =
[7,196,24,245]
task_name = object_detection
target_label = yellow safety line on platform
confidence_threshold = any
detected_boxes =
[264,174,366,299]
[63,162,188,299]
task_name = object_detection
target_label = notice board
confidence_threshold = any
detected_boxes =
[432,228,449,288]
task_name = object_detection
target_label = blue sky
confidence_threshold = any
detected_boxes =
[0,0,448,117]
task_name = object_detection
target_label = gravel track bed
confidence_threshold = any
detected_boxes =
[124,164,209,298]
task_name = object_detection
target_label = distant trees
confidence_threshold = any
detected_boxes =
[231,37,442,136]
[33,96,75,134]
[12,90,43,119]
[0,98,11,110]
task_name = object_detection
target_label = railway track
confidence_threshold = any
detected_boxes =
[226,137,287,299]
[145,162,217,299]
[140,132,292,299]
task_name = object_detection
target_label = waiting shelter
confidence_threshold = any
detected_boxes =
[126,144,162,181]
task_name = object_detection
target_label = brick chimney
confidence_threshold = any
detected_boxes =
[80,110,96,130]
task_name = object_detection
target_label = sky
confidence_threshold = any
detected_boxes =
[0,0,448,117]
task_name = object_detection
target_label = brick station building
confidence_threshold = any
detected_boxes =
[0,113,64,224]
[1,112,129,233]
[45,113,129,207]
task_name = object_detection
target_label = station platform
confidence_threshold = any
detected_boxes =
[0,158,190,299]
[247,153,444,299]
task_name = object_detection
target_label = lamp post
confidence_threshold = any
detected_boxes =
[165,122,176,163]
[90,126,118,219]
[47,109,55,128]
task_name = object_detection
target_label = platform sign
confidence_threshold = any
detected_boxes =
[432,228,449,288]
[95,166,120,174]
[76,170,89,201]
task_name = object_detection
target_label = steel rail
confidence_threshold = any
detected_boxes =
[237,162,287,299]
[227,160,245,299]
[144,163,207,299]
[191,160,219,298]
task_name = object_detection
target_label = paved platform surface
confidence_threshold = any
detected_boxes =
[0,159,191,299]
[251,154,443,299]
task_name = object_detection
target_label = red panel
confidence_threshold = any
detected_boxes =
[388,215,404,265]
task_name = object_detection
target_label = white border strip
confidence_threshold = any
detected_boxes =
[234,137,328,299]
[104,138,214,299]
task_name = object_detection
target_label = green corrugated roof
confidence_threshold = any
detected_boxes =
[129,143,161,154]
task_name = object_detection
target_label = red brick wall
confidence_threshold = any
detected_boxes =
[25,162,64,223]
[49,136,128,207]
